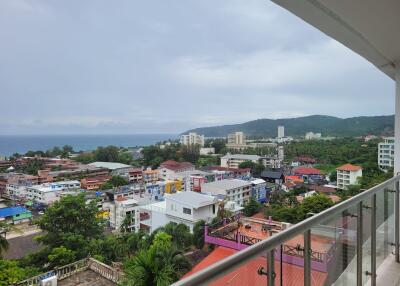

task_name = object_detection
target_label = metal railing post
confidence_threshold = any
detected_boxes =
[384,188,389,256]
[357,202,363,286]
[396,180,400,262]
[304,229,311,286]
[371,194,377,286]
[267,249,275,286]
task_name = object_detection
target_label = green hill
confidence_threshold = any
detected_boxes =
[183,115,394,138]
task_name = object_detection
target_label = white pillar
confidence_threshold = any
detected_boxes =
[395,64,400,175]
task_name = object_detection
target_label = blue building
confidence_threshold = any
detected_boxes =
[251,179,267,203]
[0,206,32,224]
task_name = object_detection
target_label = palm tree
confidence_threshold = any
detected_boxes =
[122,233,191,286]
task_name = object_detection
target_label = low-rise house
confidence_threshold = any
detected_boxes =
[81,176,111,190]
[293,167,324,182]
[336,164,363,190]
[25,184,62,205]
[88,162,132,173]
[200,147,215,155]
[201,179,252,206]
[261,170,284,185]
[0,206,32,224]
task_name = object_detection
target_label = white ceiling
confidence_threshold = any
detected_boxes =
[272,0,400,80]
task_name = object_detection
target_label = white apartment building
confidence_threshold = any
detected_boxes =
[305,132,322,140]
[278,125,285,138]
[109,198,140,232]
[25,185,60,205]
[220,154,262,169]
[378,137,395,170]
[201,179,252,206]
[140,192,218,233]
[180,132,205,147]
[336,164,363,190]
[6,180,80,203]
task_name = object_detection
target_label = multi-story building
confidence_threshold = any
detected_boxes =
[142,169,159,184]
[251,178,267,203]
[140,191,218,233]
[378,137,395,170]
[80,176,111,190]
[305,132,322,140]
[159,160,195,180]
[180,132,205,147]
[25,184,61,205]
[226,132,248,150]
[0,173,39,198]
[336,164,362,190]
[201,179,252,206]
[220,154,263,169]
[110,197,140,232]
[278,125,285,138]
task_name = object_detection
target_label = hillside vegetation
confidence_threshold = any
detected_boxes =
[184,115,394,137]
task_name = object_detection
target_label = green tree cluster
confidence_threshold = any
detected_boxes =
[243,197,262,217]
[100,175,129,190]
[265,194,334,224]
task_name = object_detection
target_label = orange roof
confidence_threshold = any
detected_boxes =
[336,163,362,171]
[285,175,304,183]
[183,247,327,286]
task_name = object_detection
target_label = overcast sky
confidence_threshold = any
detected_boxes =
[0,0,394,135]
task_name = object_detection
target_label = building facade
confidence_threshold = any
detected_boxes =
[220,154,262,169]
[278,125,285,138]
[378,137,395,170]
[201,179,252,206]
[180,132,205,147]
[336,164,362,190]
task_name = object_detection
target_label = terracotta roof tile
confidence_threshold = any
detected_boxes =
[336,163,362,171]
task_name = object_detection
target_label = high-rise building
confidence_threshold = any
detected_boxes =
[278,125,285,138]
[180,132,205,147]
[378,137,394,170]
[228,132,246,145]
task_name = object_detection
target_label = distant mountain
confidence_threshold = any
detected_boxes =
[183,115,394,138]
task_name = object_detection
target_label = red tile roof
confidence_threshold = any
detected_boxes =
[293,167,322,175]
[336,163,362,171]
[159,160,194,171]
[183,247,327,286]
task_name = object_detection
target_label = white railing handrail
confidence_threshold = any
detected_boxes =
[173,175,400,286]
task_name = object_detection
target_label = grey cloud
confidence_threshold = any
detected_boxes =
[0,0,394,135]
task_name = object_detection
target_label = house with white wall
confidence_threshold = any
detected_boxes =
[336,164,363,190]
[139,192,218,233]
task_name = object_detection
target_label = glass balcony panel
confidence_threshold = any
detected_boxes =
[313,205,358,286]
[376,183,395,270]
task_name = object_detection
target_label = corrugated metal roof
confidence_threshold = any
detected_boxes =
[0,206,30,218]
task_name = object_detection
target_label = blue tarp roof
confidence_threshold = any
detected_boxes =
[0,206,30,218]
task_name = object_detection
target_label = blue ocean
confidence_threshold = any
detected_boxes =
[0,134,178,157]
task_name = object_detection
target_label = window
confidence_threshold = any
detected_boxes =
[212,204,216,214]
[183,207,191,215]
